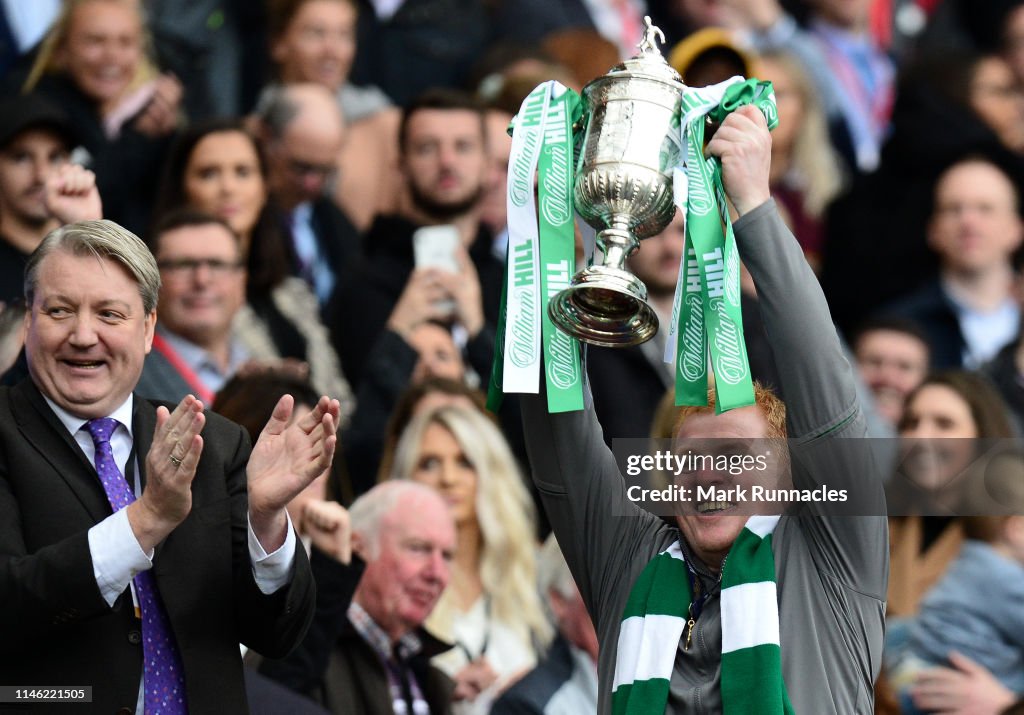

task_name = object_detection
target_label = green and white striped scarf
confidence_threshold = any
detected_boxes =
[612,515,794,714]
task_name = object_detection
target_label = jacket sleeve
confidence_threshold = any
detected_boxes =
[259,550,367,696]
[734,200,888,598]
[224,423,317,659]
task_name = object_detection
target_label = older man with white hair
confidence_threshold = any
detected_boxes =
[261,480,458,714]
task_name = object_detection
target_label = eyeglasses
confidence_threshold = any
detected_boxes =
[157,258,244,276]
[287,158,338,180]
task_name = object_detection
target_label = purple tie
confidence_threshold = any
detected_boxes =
[85,418,188,714]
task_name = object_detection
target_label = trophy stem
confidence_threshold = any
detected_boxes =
[596,217,638,271]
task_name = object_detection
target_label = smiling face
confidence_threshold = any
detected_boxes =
[854,328,930,426]
[354,489,456,642]
[60,0,143,110]
[272,0,356,92]
[25,248,156,419]
[183,131,267,243]
[673,405,778,570]
[410,422,478,526]
[154,222,246,346]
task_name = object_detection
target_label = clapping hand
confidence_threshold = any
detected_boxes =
[247,395,340,552]
[131,395,205,551]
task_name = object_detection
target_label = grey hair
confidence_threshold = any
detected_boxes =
[348,481,443,560]
[24,220,161,314]
[253,85,301,140]
[537,534,576,600]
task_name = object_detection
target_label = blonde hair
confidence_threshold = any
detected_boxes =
[757,49,845,219]
[24,0,159,96]
[26,219,161,313]
[390,404,553,650]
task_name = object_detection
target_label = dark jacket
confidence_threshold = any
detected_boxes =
[328,214,501,388]
[877,279,964,369]
[491,635,598,714]
[0,379,316,713]
[262,549,454,714]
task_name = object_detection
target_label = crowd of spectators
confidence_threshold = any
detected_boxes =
[2,0,1024,713]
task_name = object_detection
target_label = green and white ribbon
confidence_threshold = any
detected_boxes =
[488,81,584,413]
[611,516,793,715]
[664,77,778,412]
[501,82,550,395]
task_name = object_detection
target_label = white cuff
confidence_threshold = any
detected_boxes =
[87,509,153,607]
[248,511,297,594]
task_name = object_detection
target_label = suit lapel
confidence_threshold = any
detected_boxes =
[131,395,173,564]
[11,380,111,522]
[132,395,156,492]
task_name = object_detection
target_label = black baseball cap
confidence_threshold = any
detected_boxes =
[0,94,80,151]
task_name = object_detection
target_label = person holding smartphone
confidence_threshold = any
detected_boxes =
[327,88,503,390]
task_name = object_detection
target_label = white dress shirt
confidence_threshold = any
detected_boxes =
[43,393,297,714]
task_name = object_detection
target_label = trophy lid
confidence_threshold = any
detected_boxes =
[602,17,683,86]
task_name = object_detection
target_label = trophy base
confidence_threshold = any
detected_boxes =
[549,267,659,347]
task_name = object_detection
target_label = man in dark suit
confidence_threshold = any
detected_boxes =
[0,218,340,713]
[879,156,1023,369]
[254,83,360,312]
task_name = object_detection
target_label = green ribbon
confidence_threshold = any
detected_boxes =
[488,82,584,413]
[538,87,584,412]
[675,79,777,413]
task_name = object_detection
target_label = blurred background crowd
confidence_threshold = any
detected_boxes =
[1,0,1024,713]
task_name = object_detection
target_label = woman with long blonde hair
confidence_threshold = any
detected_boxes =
[22,0,183,233]
[390,403,551,713]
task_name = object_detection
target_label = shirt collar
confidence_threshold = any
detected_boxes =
[292,201,313,224]
[158,325,246,376]
[348,601,423,660]
[42,392,135,438]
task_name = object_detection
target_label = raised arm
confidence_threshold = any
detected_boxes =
[708,106,886,597]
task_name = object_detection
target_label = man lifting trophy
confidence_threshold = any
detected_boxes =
[492,17,779,413]
[504,17,887,715]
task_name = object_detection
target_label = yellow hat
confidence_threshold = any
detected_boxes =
[667,27,754,85]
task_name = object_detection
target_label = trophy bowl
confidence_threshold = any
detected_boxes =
[548,19,685,347]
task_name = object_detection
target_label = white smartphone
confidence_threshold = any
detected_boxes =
[413,225,460,274]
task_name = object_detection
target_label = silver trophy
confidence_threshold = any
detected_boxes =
[548,18,684,347]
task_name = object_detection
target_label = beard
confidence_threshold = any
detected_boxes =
[409,179,485,222]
